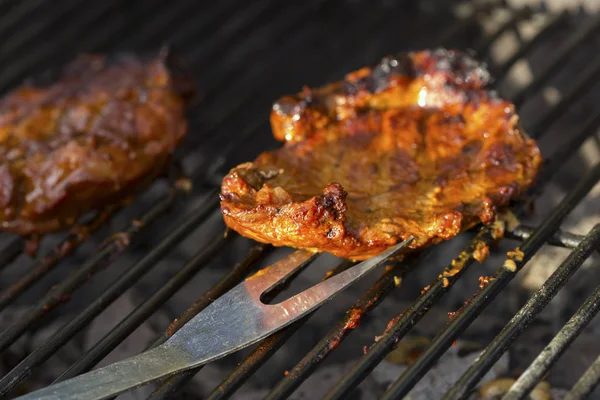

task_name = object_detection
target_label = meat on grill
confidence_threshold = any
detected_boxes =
[0,49,194,238]
[220,49,542,260]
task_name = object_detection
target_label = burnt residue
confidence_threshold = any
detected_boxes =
[506,247,525,262]
[361,223,502,358]
[478,276,493,289]
[448,275,495,322]
[344,54,415,95]
[343,48,490,96]
[473,240,490,264]
[263,255,420,399]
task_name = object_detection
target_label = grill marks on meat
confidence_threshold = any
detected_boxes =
[0,50,194,236]
[220,49,542,260]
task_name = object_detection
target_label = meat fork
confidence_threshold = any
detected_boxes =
[16,237,413,400]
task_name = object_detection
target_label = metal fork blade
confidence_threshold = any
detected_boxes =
[16,238,413,400]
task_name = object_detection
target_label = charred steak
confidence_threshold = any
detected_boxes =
[220,49,541,260]
[0,50,193,237]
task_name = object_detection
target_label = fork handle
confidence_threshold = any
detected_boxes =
[15,344,191,400]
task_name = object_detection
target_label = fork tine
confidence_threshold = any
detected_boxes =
[13,238,414,400]
[262,238,414,328]
[245,249,319,295]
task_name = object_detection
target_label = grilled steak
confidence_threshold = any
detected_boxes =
[0,49,193,237]
[220,49,542,260]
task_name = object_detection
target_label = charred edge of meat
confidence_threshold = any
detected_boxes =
[23,47,196,102]
[270,48,493,131]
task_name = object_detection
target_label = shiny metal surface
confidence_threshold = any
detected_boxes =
[16,238,413,400]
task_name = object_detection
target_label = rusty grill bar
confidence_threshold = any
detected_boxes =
[0,0,599,399]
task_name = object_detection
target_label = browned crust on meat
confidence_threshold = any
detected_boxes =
[220,49,542,260]
[0,49,194,235]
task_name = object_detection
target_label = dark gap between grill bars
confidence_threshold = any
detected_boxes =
[443,223,600,399]
[567,351,600,399]
[504,278,600,400]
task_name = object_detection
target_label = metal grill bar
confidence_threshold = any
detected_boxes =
[75,0,196,53]
[0,0,225,92]
[0,0,46,41]
[0,193,219,396]
[188,1,328,102]
[201,260,356,400]
[0,188,177,355]
[491,10,568,79]
[0,206,118,312]
[264,253,427,400]
[530,54,600,134]
[504,281,600,399]
[0,1,81,60]
[156,0,255,53]
[185,1,291,65]
[323,110,600,399]
[567,354,600,399]
[511,13,600,108]
[0,0,312,356]
[80,0,206,56]
[0,0,123,92]
[0,237,23,271]
[55,227,231,383]
[473,6,532,56]
[444,223,600,399]
[505,225,591,251]
[378,163,600,399]
[150,259,357,400]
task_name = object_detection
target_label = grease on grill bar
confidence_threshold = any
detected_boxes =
[0,1,599,399]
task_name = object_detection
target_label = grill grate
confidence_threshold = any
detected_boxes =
[0,0,599,399]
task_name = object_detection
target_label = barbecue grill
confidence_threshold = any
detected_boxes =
[0,0,599,398]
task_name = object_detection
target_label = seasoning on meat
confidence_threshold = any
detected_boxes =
[0,49,194,238]
[220,49,542,260]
